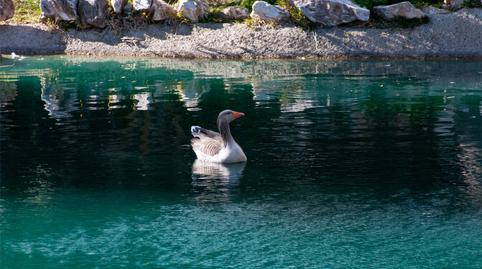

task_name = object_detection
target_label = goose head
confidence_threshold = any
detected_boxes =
[217,110,245,145]
[217,109,245,125]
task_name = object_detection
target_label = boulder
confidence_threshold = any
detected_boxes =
[0,0,14,21]
[250,1,289,23]
[111,0,127,13]
[40,0,78,21]
[79,0,108,28]
[133,0,152,11]
[421,6,449,15]
[151,0,176,21]
[443,0,464,10]
[290,0,369,26]
[221,6,249,20]
[373,1,426,20]
[177,0,209,22]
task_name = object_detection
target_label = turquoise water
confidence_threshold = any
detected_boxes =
[1,57,482,268]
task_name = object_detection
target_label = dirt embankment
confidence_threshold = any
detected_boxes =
[1,8,481,59]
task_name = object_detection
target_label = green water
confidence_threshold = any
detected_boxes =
[1,57,482,268]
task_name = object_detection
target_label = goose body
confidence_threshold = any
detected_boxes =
[191,110,247,163]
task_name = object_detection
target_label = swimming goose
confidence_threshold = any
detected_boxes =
[191,110,247,163]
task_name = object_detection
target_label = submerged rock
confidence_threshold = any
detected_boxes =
[250,1,289,23]
[40,0,78,21]
[373,1,425,20]
[111,0,127,13]
[151,0,176,21]
[177,0,209,22]
[221,6,249,20]
[79,0,108,28]
[133,0,152,11]
[0,0,15,21]
[290,0,369,26]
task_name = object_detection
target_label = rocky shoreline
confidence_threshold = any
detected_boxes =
[1,8,481,59]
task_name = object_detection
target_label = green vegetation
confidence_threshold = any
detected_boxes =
[276,0,313,28]
[11,0,41,23]
[462,0,482,7]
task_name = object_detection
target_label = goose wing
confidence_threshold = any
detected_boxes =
[191,136,223,157]
[191,126,223,157]
[191,126,221,139]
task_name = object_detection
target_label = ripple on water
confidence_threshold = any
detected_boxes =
[0,58,481,268]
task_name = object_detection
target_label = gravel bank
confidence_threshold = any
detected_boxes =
[1,8,481,59]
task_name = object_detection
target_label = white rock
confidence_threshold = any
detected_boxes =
[250,1,289,23]
[290,0,369,26]
[151,0,176,21]
[373,1,426,20]
[133,0,152,11]
[221,6,249,20]
[40,0,78,21]
[177,0,208,23]
[0,0,14,21]
[111,0,127,13]
[79,0,108,28]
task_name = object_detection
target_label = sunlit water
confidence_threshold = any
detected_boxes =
[1,57,482,268]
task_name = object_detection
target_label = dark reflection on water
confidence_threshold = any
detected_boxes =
[0,57,482,268]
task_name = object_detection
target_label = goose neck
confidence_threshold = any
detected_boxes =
[218,120,233,146]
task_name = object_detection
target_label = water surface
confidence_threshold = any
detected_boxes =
[1,57,482,268]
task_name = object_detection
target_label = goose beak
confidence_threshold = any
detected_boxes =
[232,111,245,120]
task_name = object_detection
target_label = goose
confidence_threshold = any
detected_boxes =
[191,110,247,163]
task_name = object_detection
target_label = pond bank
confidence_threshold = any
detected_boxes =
[1,8,481,59]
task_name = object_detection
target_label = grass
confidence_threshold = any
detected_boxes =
[11,0,41,24]
[276,0,313,28]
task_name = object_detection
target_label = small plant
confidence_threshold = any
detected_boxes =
[462,0,482,7]
[176,12,193,24]
[276,0,313,29]
[245,17,280,28]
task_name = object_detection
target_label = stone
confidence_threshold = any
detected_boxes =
[40,0,78,21]
[290,0,369,26]
[177,0,209,22]
[250,1,289,23]
[79,0,108,28]
[443,0,465,10]
[151,0,176,21]
[111,0,127,13]
[0,0,14,21]
[421,6,449,15]
[373,1,426,20]
[221,6,249,20]
[133,0,152,11]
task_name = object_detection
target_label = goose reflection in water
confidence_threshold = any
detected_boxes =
[192,160,246,182]
[191,160,246,202]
